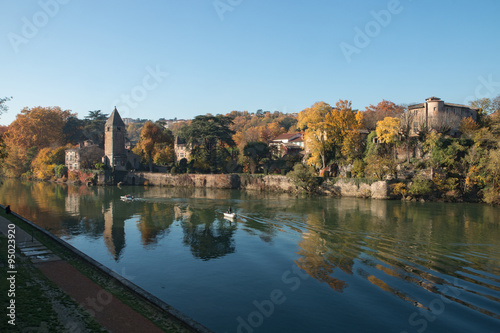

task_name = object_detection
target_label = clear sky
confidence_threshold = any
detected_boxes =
[1,0,499,125]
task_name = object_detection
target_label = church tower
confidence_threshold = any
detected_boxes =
[104,107,127,169]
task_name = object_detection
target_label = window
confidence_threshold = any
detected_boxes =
[413,121,419,132]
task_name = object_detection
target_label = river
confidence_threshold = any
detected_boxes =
[1,179,499,332]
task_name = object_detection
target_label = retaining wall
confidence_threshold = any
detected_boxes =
[122,173,389,199]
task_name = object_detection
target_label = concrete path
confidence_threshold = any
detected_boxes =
[0,215,166,332]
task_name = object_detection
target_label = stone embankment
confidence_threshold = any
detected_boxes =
[121,172,389,199]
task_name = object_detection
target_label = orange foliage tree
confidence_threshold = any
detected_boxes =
[133,121,173,171]
[4,106,73,153]
[363,100,404,131]
[31,146,69,180]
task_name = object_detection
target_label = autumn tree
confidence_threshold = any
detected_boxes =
[325,100,364,163]
[4,106,73,154]
[459,117,480,139]
[0,97,11,166]
[376,117,401,145]
[363,100,404,131]
[133,121,173,172]
[260,123,286,143]
[126,122,145,142]
[469,97,494,118]
[376,117,401,161]
[31,146,69,180]
[298,102,333,169]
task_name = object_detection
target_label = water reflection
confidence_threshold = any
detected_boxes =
[1,179,499,327]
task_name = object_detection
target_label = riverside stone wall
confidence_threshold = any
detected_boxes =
[122,172,389,199]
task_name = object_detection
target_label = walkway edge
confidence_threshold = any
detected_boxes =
[1,204,213,333]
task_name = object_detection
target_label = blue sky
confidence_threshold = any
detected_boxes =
[1,0,499,125]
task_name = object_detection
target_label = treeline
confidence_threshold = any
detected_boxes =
[130,111,300,174]
[0,106,117,180]
[290,98,500,205]
[0,96,499,204]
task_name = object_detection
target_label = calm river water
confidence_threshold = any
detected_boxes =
[1,179,499,332]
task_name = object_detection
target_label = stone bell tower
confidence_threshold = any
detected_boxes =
[104,107,127,169]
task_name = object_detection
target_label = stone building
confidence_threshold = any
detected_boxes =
[65,140,104,171]
[408,97,478,136]
[174,136,190,161]
[103,107,141,171]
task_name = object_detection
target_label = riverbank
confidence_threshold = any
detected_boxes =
[119,172,391,200]
[0,206,212,333]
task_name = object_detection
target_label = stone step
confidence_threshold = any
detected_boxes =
[19,246,46,252]
[17,241,42,249]
[22,249,53,257]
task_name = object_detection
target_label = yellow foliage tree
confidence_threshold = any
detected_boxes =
[31,147,58,180]
[376,117,401,144]
[326,100,364,162]
[298,102,333,169]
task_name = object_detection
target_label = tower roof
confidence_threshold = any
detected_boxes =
[105,107,125,127]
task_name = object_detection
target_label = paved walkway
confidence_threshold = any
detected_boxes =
[0,215,166,332]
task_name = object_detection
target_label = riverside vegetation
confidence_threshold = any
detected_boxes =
[0,96,499,204]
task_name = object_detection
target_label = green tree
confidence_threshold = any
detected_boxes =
[243,142,269,174]
[181,115,235,173]
[83,110,108,147]
[63,115,85,144]
[0,96,12,117]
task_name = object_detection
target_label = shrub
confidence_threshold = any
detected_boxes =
[352,159,365,178]
[287,164,318,193]
[483,187,500,205]
[408,176,433,197]
[68,171,79,181]
[54,164,68,178]
[391,182,408,198]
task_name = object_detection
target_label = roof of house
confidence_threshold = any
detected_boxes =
[444,102,478,110]
[272,132,302,141]
[105,107,125,127]
[408,99,477,111]
[289,136,304,143]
